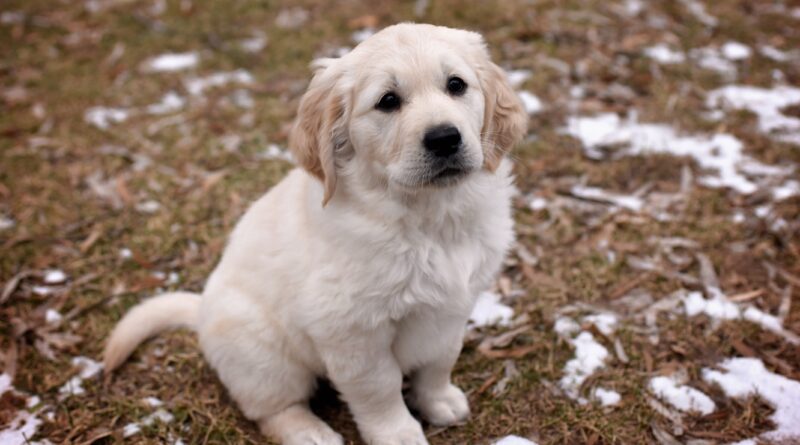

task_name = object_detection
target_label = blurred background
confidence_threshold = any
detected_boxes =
[1,0,799,444]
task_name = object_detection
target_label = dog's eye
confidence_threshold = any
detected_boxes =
[376,92,401,112]
[447,76,467,95]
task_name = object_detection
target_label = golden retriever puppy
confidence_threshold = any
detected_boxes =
[104,23,526,445]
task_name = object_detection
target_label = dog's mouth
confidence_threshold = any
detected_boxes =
[426,165,471,186]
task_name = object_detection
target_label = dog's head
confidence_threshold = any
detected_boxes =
[289,23,527,205]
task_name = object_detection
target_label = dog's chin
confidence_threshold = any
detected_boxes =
[393,166,474,191]
[424,166,472,187]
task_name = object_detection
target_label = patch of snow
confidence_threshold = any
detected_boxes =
[31,286,55,296]
[143,408,174,425]
[773,180,800,201]
[258,144,294,163]
[682,290,740,320]
[135,200,161,214]
[703,357,800,443]
[230,89,254,109]
[0,215,15,231]
[123,423,141,438]
[690,47,737,77]
[0,411,43,445]
[506,69,532,88]
[554,316,581,337]
[518,91,542,114]
[275,7,309,29]
[706,85,800,145]
[559,332,609,401]
[239,33,267,53]
[649,375,716,415]
[143,396,163,407]
[742,306,799,344]
[59,356,103,398]
[0,373,11,396]
[624,0,644,16]
[84,107,130,130]
[583,313,618,336]
[564,112,763,194]
[146,91,185,115]
[679,0,718,27]
[143,52,199,72]
[760,45,791,62]
[644,44,686,64]
[469,291,514,328]
[571,185,643,211]
[593,387,621,406]
[45,309,62,325]
[43,270,67,284]
[351,28,375,44]
[528,196,548,211]
[721,42,752,60]
[184,70,254,96]
[494,436,539,445]
[1,11,25,25]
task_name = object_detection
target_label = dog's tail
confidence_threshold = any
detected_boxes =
[103,291,201,372]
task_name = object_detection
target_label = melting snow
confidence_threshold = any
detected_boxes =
[518,91,543,114]
[565,112,770,194]
[582,313,618,336]
[238,33,267,53]
[143,52,199,72]
[469,291,514,328]
[644,44,686,64]
[683,291,740,320]
[0,411,43,445]
[135,200,161,214]
[703,358,800,443]
[721,42,752,60]
[706,85,800,145]
[121,407,175,438]
[44,309,62,325]
[690,47,737,77]
[679,0,718,27]
[554,316,581,337]
[351,28,375,43]
[43,270,66,284]
[559,332,609,401]
[84,107,130,130]
[649,375,716,415]
[494,436,539,445]
[258,144,294,163]
[0,215,14,230]
[59,357,103,397]
[593,387,621,406]
[184,70,254,96]
[506,69,532,88]
[146,91,185,115]
[570,185,643,212]
[760,45,791,62]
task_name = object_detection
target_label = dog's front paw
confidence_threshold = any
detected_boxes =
[362,417,428,445]
[283,424,344,445]
[412,384,470,426]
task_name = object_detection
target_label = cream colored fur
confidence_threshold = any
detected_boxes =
[104,23,526,445]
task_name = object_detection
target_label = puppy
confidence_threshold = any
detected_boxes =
[104,23,527,445]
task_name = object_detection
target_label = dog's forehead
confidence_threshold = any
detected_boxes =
[349,25,481,86]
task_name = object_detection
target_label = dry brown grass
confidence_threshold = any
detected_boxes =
[1,0,799,444]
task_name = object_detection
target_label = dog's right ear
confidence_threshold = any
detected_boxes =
[289,59,346,206]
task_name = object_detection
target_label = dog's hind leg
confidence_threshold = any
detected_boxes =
[199,312,342,445]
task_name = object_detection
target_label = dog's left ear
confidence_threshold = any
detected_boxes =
[477,60,528,171]
[289,59,348,205]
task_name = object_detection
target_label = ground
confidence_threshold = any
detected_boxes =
[1,0,800,444]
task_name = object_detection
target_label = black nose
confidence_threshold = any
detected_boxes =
[423,125,461,157]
